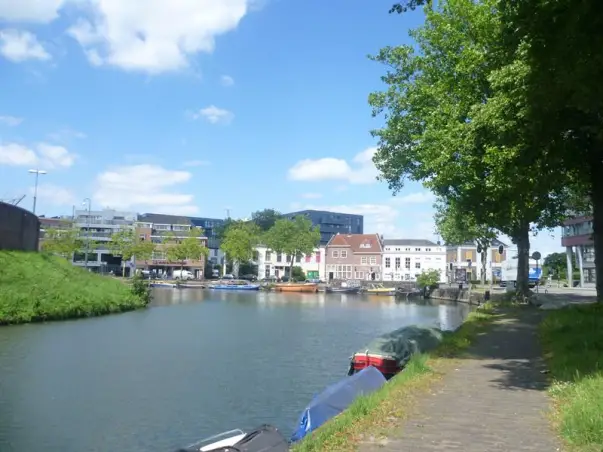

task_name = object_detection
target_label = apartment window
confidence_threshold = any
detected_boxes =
[395,257,401,269]
[385,247,390,251]
[426,248,432,252]
[369,256,377,265]
[332,250,339,258]
[277,253,282,263]
[415,261,421,269]
[405,257,411,269]
[465,251,472,260]
[415,248,421,252]
[395,247,401,251]
[296,254,301,263]
[385,257,391,268]
[404,274,411,281]
[361,256,368,264]
[341,250,347,258]
[335,265,353,280]
[155,224,170,231]
[265,251,272,261]
[355,271,365,279]
[405,247,411,251]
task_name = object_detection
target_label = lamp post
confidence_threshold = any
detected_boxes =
[83,198,91,269]
[28,169,47,215]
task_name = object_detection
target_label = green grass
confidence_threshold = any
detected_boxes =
[0,250,148,325]
[293,303,497,452]
[540,303,603,451]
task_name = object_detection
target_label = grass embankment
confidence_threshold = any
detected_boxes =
[0,251,149,325]
[293,303,497,452]
[540,303,603,451]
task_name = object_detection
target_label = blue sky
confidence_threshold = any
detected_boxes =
[0,0,562,256]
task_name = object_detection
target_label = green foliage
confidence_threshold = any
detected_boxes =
[416,268,441,289]
[263,216,320,276]
[109,229,155,266]
[251,208,281,232]
[220,222,260,265]
[0,251,147,325]
[435,198,496,246]
[41,226,82,259]
[540,304,603,449]
[291,266,306,282]
[130,272,151,304]
[166,227,209,268]
[543,252,568,280]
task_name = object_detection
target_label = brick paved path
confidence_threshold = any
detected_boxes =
[359,308,561,452]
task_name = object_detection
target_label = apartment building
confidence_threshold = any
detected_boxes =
[446,239,508,282]
[382,239,447,283]
[324,233,383,281]
[562,215,594,285]
[283,210,364,245]
[72,209,137,273]
[254,245,325,280]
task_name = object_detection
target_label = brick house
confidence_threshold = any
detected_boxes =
[325,233,383,281]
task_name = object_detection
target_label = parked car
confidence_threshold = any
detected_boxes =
[173,270,194,280]
[240,274,258,282]
[222,274,235,280]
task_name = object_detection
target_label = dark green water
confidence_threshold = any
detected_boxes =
[0,289,470,452]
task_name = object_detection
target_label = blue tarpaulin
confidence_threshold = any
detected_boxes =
[529,267,542,280]
[290,366,386,443]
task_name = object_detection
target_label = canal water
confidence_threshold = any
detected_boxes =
[0,290,470,452]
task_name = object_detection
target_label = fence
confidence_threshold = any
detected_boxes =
[0,202,40,252]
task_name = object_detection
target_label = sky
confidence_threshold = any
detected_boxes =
[0,0,563,257]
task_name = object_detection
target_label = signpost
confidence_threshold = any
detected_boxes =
[532,251,542,295]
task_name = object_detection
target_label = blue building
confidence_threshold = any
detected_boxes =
[189,216,226,250]
[283,210,364,245]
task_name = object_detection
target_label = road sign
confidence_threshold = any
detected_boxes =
[532,251,541,261]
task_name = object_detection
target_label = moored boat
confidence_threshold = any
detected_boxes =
[149,282,177,288]
[348,325,443,379]
[325,286,361,294]
[274,282,318,293]
[175,425,288,452]
[364,283,396,296]
[290,366,386,442]
[207,279,261,291]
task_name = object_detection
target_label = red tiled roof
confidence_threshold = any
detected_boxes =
[326,233,383,253]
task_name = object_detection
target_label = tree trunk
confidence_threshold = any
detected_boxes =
[122,260,126,278]
[290,257,295,282]
[514,222,531,298]
[591,160,603,301]
[480,242,488,285]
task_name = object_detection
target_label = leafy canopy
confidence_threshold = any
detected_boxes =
[108,229,155,262]
[220,222,260,263]
[41,225,82,259]
[166,227,209,263]
[263,216,320,261]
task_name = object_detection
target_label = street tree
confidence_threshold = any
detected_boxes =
[543,252,569,282]
[416,269,441,290]
[220,222,260,277]
[41,225,82,259]
[251,209,281,232]
[369,0,568,295]
[263,216,320,280]
[108,229,155,277]
[166,227,209,275]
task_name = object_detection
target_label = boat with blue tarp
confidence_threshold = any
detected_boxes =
[290,366,386,443]
[207,279,261,291]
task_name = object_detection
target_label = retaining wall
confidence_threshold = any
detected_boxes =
[0,202,40,252]
[429,287,484,305]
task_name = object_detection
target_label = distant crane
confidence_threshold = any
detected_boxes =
[0,195,26,206]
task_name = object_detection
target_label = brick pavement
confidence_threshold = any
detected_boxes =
[359,308,561,452]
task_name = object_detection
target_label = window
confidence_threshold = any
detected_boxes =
[385,257,391,268]
[405,257,411,269]
[361,256,368,264]
[404,274,411,281]
[265,251,272,261]
[415,248,421,252]
[426,248,432,252]
[415,261,421,269]
[332,250,339,258]
[395,257,401,269]
[334,264,353,280]
[341,250,347,258]
[385,247,390,251]
[355,271,365,279]
[296,254,301,263]
[370,256,377,265]
[405,247,411,251]
[395,247,401,251]
[276,253,282,263]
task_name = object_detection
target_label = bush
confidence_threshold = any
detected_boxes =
[0,251,148,325]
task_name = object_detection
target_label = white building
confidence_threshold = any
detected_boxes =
[254,245,326,280]
[446,239,508,283]
[382,239,447,283]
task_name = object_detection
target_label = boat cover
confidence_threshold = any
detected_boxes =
[353,325,443,369]
[176,425,288,452]
[290,366,386,443]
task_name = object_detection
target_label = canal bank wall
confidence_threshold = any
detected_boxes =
[429,288,484,305]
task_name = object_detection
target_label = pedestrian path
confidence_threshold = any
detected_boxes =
[359,308,561,451]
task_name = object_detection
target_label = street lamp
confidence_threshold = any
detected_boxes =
[83,198,91,269]
[28,169,47,215]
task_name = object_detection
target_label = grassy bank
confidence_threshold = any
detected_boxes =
[0,251,149,325]
[540,303,603,451]
[293,303,497,451]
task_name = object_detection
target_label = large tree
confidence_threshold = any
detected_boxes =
[108,229,155,277]
[263,216,320,280]
[251,209,281,232]
[220,222,260,277]
[369,0,568,295]
[166,227,209,275]
[41,226,82,259]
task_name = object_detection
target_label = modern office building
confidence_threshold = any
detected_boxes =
[562,215,594,285]
[283,210,364,245]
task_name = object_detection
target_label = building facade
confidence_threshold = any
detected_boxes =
[562,215,594,285]
[325,233,383,281]
[446,239,508,282]
[190,216,226,265]
[283,210,364,245]
[73,209,137,273]
[135,213,207,278]
[254,245,325,280]
[382,239,447,283]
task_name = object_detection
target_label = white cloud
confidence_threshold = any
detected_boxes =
[47,128,87,142]
[183,160,210,167]
[29,184,76,206]
[0,142,76,168]
[0,0,67,23]
[0,115,23,126]
[220,75,234,86]
[0,29,51,62]
[67,0,251,74]
[300,192,323,199]
[93,164,198,214]
[288,147,378,185]
[391,191,435,205]
[192,105,234,124]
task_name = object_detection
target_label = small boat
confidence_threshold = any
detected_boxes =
[175,425,289,452]
[274,282,318,293]
[364,283,396,296]
[207,279,261,290]
[348,325,443,379]
[290,366,386,443]
[325,286,361,294]
[149,282,177,288]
